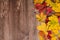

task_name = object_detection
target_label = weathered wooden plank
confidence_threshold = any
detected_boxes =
[0,0,38,40]
[27,0,36,40]
[1,0,10,40]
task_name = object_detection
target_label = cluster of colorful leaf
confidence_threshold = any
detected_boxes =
[36,14,60,40]
[34,0,60,12]
[34,0,60,40]
[34,2,53,16]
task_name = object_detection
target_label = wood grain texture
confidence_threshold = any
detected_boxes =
[0,0,38,40]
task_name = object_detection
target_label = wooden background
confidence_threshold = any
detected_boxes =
[0,0,39,40]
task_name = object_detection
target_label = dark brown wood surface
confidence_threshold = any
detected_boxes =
[0,0,38,40]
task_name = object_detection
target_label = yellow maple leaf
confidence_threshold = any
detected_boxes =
[36,13,46,22]
[37,22,47,33]
[34,0,44,5]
